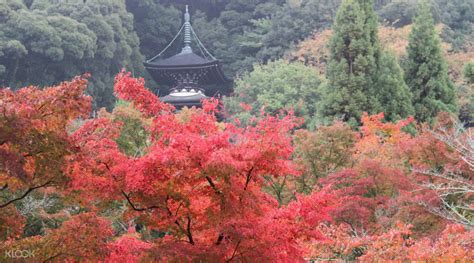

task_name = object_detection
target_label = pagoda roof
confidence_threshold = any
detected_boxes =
[144,51,229,86]
[145,65,228,87]
[144,5,231,100]
[144,52,217,69]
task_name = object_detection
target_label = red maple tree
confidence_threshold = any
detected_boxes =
[65,71,334,261]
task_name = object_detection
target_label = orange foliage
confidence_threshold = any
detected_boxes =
[355,112,414,166]
[289,29,332,74]
[0,206,25,240]
[290,24,471,83]
[0,75,91,194]
[361,223,474,261]
[0,213,114,262]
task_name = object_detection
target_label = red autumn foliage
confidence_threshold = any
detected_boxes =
[0,76,91,243]
[106,228,152,263]
[65,71,334,261]
[0,75,91,196]
[317,114,416,235]
[360,223,474,261]
[1,73,472,262]
[0,212,114,262]
[114,70,173,116]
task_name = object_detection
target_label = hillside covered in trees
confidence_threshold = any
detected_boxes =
[1,0,473,261]
[1,0,473,110]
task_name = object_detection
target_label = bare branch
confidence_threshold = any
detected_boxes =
[226,239,241,262]
[0,181,51,209]
[121,190,160,211]
[415,121,474,227]
[206,176,222,195]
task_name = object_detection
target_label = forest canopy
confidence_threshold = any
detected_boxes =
[1,0,472,110]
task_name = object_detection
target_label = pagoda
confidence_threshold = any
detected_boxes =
[144,5,229,108]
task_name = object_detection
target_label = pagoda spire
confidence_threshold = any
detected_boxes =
[144,4,231,109]
[181,5,192,54]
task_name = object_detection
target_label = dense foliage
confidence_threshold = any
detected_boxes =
[0,0,143,109]
[1,0,471,113]
[404,1,457,123]
[224,60,322,129]
[1,73,472,261]
[318,0,413,125]
[127,0,472,76]
[0,0,472,261]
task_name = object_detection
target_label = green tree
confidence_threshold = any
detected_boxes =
[101,100,151,157]
[224,60,322,129]
[378,0,419,27]
[464,62,474,84]
[318,0,377,126]
[357,0,416,123]
[125,0,180,59]
[436,0,474,50]
[192,0,284,76]
[459,62,473,125]
[293,122,356,193]
[404,1,457,123]
[319,0,414,125]
[374,52,414,121]
[0,0,143,110]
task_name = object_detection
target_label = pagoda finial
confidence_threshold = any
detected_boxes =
[181,5,192,54]
[185,5,190,22]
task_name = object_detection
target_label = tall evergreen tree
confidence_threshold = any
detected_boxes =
[358,0,381,57]
[374,52,414,121]
[357,0,413,121]
[319,0,413,125]
[359,0,383,110]
[319,0,376,126]
[369,0,414,122]
[405,1,457,122]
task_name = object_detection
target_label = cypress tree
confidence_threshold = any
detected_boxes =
[359,0,383,110]
[358,0,381,58]
[405,1,457,123]
[319,0,377,126]
[320,0,414,125]
[374,52,414,121]
[360,0,414,121]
